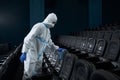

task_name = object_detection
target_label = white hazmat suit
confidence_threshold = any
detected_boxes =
[21,13,59,78]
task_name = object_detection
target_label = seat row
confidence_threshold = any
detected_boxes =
[28,30,120,80]
[0,44,23,80]
[49,30,120,80]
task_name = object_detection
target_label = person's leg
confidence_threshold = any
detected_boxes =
[22,72,32,80]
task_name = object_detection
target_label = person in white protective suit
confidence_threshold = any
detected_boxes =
[20,13,65,80]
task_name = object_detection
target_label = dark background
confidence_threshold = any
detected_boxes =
[0,0,120,47]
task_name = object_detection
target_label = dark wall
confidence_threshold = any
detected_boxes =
[45,0,88,36]
[1,0,120,48]
[30,0,44,28]
[89,0,102,28]
[102,0,120,24]
[0,0,29,48]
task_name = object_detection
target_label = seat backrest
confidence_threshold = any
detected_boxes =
[74,37,82,50]
[92,31,98,39]
[80,37,88,54]
[54,49,69,72]
[97,31,105,39]
[111,30,120,40]
[94,39,106,56]
[59,53,77,80]
[64,36,72,47]
[103,40,120,61]
[104,31,112,41]
[86,31,93,38]
[87,38,96,53]
[90,69,120,80]
[69,36,77,49]
[82,32,88,37]
[70,60,96,80]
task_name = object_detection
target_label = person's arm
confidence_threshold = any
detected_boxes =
[49,38,59,50]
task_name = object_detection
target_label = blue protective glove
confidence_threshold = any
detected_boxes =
[57,48,66,60]
[20,52,26,63]
[57,48,66,52]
